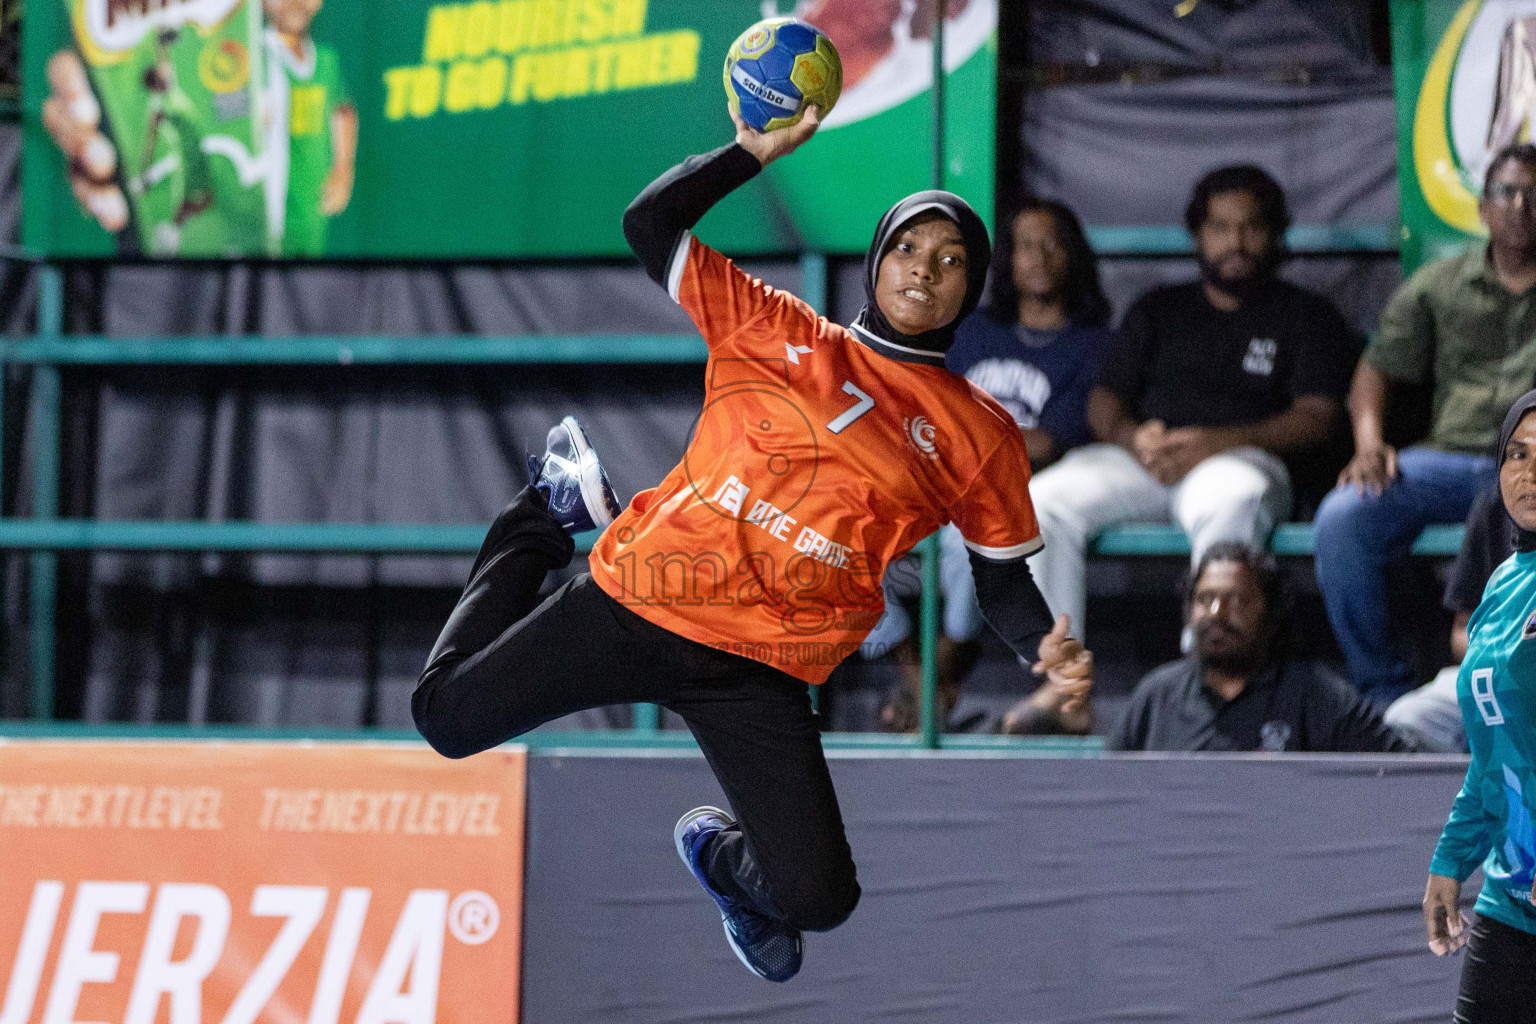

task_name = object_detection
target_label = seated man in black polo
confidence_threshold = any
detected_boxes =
[1107,542,1412,752]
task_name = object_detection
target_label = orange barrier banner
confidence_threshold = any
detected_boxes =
[0,741,525,1024]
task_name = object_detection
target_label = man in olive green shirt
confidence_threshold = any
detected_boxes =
[1314,143,1536,704]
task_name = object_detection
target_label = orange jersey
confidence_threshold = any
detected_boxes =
[588,237,1041,683]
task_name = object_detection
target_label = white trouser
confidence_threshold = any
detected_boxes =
[1383,666,1466,753]
[1026,443,1292,642]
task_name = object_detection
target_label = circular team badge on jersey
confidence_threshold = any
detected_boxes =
[904,416,939,460]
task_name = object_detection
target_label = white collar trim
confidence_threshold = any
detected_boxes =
[850,323,945,363]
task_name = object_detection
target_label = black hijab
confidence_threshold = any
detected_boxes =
[849,190,992,367]
[1497,388,1536,553]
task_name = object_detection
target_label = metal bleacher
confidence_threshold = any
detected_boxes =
[1,225,1437,740]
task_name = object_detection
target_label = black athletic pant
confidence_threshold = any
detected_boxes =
[413,487,860,932]
[1454,914,1536,1023]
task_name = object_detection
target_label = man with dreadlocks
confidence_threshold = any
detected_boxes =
[411,107,1090,983]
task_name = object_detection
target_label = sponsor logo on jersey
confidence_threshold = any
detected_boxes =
[1523,611,1536,640]
[904,416,939,460]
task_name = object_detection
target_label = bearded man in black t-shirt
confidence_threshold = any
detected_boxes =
[1026,166,1357,642]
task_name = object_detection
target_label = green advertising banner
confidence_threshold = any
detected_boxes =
[1389,0,1536,272]
[23,0,995,258]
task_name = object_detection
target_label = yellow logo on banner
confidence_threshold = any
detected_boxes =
[381,0,700,121]
[1414,0,1484,235]
[199,38,250,93]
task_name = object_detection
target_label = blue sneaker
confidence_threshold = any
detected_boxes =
[674,806,803,983]
[527,416,622,534]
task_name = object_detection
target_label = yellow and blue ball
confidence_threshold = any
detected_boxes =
[724,17,842,133]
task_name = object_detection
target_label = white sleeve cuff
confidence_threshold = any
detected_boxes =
[665,231,693,303]
[963,535,1045,561]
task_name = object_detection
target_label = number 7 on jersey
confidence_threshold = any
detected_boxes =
[826,381,874,434]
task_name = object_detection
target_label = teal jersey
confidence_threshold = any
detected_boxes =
[1432,549,1536,935]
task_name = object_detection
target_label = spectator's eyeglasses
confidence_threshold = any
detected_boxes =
[1485,182,1536,208]
[1191,590,1260,614]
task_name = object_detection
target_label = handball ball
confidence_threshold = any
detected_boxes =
[724,17,842,133]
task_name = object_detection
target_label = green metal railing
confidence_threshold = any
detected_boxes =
[0,234,1426,746]
[0,719,1106,756]
[1084,223,1398,256]
[0,233,1427,748]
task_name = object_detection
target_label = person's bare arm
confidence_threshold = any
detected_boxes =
[1088,386,1139,450]
[1022,428,1056,468]
[42,50,128,231]
[1000,670,1092,735]
[1338,361,1398,494]
[1143,396,1339,485]
[138,110,163,188]
[1162,395,1339,459]
[1451,610,1472,664]
[321,102,358,215]
[1424,874,1470,955]
[1207,395,1340,452]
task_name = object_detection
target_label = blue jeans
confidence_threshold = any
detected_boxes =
[1313,446,1496,703]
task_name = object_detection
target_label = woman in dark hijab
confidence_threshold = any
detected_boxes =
[413,104,1092,983]
[1425,389,1536,1021]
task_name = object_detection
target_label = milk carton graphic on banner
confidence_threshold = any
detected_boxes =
[71,0,271,255]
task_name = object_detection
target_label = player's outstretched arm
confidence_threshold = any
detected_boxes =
[970,552,1069,660]
[621,107,820,286]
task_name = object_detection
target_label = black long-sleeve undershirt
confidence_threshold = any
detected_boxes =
[623,143,1060,667]
[969,550,1056,664]
[622,143,763,285]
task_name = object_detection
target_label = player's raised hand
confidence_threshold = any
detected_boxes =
[42,50,128,233]
[1034,614,1080,671]
[731,104,821,168]
[1423,874,1470,956]
[1033,610,1089,680]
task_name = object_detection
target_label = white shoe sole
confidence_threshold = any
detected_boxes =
[560,415,615,530]
[673,804,731,862]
